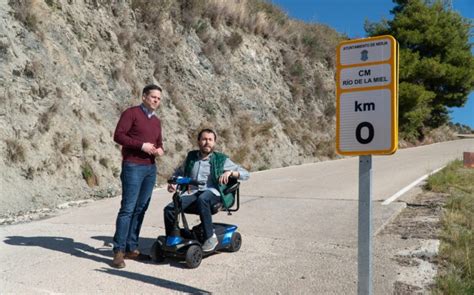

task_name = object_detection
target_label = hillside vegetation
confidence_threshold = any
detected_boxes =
[0,0,340,220]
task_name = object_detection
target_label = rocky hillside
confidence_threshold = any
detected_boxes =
[0,0,340,220]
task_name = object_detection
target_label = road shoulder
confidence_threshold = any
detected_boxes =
[377,190,447,293]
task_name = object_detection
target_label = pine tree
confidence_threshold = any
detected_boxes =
[365,0,474,140]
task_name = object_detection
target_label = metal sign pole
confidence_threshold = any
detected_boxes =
[336,35,398,294]
[358,155,373,295]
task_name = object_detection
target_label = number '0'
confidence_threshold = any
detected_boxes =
[356,122,374,144]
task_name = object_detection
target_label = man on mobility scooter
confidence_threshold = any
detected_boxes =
[152,129,249,268]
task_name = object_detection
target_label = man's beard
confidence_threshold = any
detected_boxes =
[200,145,213,155]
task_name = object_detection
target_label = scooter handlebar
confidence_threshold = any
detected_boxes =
[168,176,205,186]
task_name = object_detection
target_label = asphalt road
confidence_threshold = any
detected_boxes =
[1,139,473,294]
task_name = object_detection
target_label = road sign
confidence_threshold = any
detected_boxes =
[336,35,399,156]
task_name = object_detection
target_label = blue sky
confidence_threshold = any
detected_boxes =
[271,0,474,128]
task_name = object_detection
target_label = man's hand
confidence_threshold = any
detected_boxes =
[167,183,176,193]
[142,144,164,156]
[219,171,233,185]
[142,142,156,155]
[152,147,164,156]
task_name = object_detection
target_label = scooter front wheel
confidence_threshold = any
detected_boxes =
[228,232,242,252]
[185,245,202,268]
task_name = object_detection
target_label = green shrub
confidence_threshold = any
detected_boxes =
[81,163,98,187]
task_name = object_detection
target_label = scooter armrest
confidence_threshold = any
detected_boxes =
[223,182,240,195]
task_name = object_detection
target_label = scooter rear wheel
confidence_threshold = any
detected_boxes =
[185,245,202,268]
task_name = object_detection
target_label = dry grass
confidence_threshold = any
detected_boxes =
[166,82,192,122]
[88,112,101,124]
[218,128,232,144]
[316,140,336,158]
[38,102,59,133]
[231,145,250,167]
[128,0,339,67]
[0,89,6,105]
[60,142,72,155]
[9,0,39,32]
[251,121,274,137]
[200,35,227,75]
[225,31,243,50]
[280,115,299,138]
[24,59,43,78]
[23,166,35,180]
[99,157,109,168]
[73,109,83,120]
[131,0,175,33]
[5,139,26,163]
[196,0,340,65]
[111,66,123,81]
[116,29,136,56]
[323,101,336,118]
[0,36,9,56]
[428,160,474,294]
[422,125,457,145]
[53,132,72,155]
[41,0,338,174]
[237,113,253,141]
[128,0,340,140]
[82,138,90,150]
[55,87,63,99]
[203,0,284,38]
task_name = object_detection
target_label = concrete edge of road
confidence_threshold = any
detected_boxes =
[0,186,171,226]
[373,201,407,237]
[374,163,448,237]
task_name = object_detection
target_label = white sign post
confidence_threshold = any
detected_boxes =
[336,35,399,295]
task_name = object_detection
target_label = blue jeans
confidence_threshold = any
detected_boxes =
[164,190,220,240]
[113,162,156,253]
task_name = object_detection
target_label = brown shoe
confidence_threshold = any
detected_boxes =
[112,251,126,268]
[124,250,150,261]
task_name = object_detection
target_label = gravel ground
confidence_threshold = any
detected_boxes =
[380,191,448,294]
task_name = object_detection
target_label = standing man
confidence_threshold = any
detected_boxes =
[165,129,249,252]
[112,84,164,268]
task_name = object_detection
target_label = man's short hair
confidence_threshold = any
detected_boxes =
[198,129,217,141]
[142,84,162,96]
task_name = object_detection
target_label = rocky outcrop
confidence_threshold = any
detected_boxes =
[0,0,339,218]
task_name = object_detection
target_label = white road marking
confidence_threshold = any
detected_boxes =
[382,166,446,205]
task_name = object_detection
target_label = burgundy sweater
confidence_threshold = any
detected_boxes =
[114,106,163,165]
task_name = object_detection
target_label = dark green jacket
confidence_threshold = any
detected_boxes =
[184,150,234,209]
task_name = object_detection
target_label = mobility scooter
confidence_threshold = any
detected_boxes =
[150,176,242,268]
